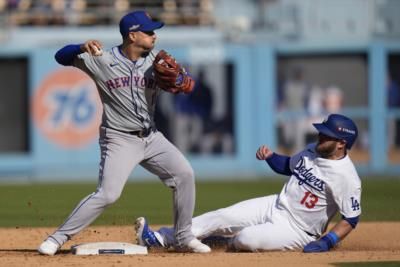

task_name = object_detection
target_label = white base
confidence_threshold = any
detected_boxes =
[71,242,148,255]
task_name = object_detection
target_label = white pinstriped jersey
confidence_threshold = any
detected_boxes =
[277,143,362,237]
[73,47,161,132]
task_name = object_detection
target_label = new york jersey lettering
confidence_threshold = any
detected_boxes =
[105,76,156,90]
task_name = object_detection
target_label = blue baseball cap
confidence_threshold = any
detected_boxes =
[119,11,164,37]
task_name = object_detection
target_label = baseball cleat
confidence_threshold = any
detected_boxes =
[181,238,211,253]
[38,239,60,255]
[135,217,164,247]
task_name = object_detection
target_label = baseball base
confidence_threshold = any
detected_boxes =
[71,242,148,255]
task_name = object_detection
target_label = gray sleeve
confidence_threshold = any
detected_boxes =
[72,52,100,77]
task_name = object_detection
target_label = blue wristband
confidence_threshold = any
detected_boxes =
[323,231,339,248]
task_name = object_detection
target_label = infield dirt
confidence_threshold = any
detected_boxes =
[1,222,399,267]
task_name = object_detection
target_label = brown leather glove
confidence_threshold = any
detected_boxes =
[153,50,195,94]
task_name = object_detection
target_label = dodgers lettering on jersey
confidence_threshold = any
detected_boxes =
[72,46,161,132]
[277,143,362,237]
[293,157,326,192]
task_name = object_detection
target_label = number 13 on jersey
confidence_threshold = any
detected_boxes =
[300,191,319,208]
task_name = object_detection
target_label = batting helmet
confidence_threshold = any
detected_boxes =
[313,114,358,149]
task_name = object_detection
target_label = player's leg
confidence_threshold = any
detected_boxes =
[140,131,209,252]
[39,128,144,254]
[231,209,315,251]
[157,195,278,247]
[193,195,278,238]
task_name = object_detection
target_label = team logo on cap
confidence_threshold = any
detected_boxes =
[338,127,356,135]
[32,68,102,149]
[129,24,140,31]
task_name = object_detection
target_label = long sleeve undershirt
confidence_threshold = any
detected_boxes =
[265,153,292,176]
[55,44,83,66]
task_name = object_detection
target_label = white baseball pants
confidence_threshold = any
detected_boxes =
[159,194,315,251]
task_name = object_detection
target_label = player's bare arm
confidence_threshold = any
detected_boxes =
[330,219,354,240]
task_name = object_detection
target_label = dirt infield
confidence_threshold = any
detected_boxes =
[1,222,399,267]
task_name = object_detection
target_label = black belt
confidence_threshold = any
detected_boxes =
[304,231,320,239]
[106,126,155,138]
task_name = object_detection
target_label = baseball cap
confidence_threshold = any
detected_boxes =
[313,114,358,149]
[119,11,164,37]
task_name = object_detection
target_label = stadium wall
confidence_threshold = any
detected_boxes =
[0,28,399,182]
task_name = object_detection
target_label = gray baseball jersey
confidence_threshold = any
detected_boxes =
[46,46,197,249]
[74,46,160,131]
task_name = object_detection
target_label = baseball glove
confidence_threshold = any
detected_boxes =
[153,50,195,94]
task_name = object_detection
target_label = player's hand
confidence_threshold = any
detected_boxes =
[256,145,273,160]
[303,239,330,253]
[303,232,338,253]
[81,40,103,56]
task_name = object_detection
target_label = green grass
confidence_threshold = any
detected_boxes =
[0,178,399,227]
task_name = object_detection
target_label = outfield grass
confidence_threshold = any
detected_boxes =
[0,178,399,227]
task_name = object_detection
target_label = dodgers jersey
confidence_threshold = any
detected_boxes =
[277,143,362,236]
[73,46,161,132]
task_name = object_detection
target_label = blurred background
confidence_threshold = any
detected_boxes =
[0,0,399,182]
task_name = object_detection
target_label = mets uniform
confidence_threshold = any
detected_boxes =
[46,46,197,248]
[158,143,362,251]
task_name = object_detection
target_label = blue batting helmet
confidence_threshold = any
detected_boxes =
[313,114,358,149]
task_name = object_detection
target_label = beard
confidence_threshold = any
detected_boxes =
[316,142,337,158]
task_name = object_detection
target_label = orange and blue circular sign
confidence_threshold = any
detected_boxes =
[32,68,102,148]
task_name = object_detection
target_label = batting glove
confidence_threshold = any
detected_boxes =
[303,231,339,253]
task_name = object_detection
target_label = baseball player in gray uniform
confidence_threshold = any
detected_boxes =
[38,10,210,255]
[136,114,361,253]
